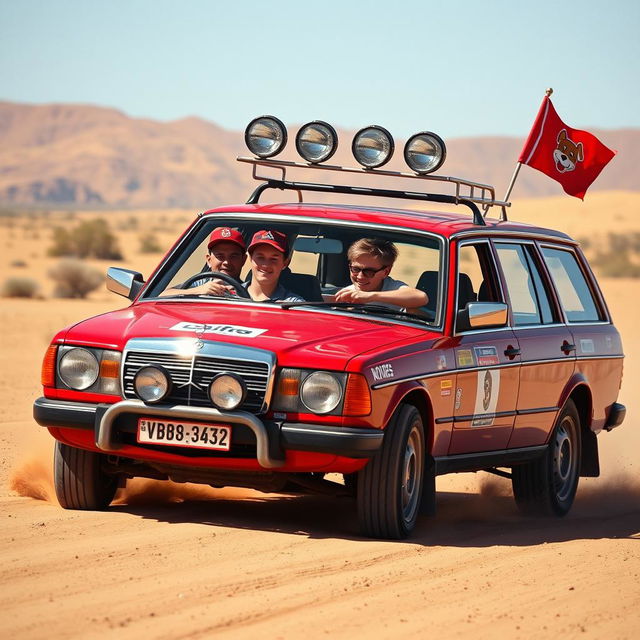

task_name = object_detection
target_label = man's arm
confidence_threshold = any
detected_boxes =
[158,280,236,297]
[334,285,428,309]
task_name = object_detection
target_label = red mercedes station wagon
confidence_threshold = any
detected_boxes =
[34,118,625,539]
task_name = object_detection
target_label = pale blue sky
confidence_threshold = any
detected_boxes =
[1,0,638,139]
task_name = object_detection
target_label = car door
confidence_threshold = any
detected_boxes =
[448,240,520,455]
[540,244,624,431]
[492,241,576,448]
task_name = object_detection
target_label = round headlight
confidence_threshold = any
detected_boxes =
[209,373,246,411]
[295,121,338,164]
[134,365,172,404]
[59,348,99,390]
[352,125,394,169]
[245,115,287,158]
[404,132,447,174]
[300,372,343,414]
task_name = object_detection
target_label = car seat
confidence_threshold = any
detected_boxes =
[279,269,323,301]
[415,270,439,316]
[457,273,477,310]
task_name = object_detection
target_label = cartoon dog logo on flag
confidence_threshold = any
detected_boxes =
[553,129,584,173]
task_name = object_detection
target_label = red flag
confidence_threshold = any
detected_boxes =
[518,96,616,200]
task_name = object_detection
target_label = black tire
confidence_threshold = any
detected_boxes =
[357,404,425,539]
[54,442,117,510]
[512,399,581,517]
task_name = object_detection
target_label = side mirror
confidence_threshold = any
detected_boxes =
[456,302,508,333]
[107,267,145,301]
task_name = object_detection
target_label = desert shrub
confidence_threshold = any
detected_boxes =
[139,232,162,253]
[10,259,28,268]
[48,259,104,298]
[590,232,640,278]
[576,236,591,251]
[48,218,123,260]
[2,277,39,298]
[592,251,640,278]
[117,215,139,231]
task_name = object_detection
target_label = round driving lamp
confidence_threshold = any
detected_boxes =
[404,131,447,174]
[244,115,288,158]
[352,125,395,169]
[295,121,338,164]
[300,372,343,414]
[209,373,246,411]
[59,348,100,390]
[133,365,172,404]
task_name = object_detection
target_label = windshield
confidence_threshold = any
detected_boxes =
[143,215,444,325]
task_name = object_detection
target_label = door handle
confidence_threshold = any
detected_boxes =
[504,346,520,359]
[561,342,576,354]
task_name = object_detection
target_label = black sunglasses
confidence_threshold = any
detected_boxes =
[348,262,388,278]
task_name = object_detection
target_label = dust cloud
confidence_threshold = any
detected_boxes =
[9,438,57,504]
[113,478,221,506]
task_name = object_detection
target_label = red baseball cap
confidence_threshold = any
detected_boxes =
[247,229,289,255]
[207,227,246,252]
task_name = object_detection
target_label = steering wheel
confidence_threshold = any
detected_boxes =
[179,271,252,299]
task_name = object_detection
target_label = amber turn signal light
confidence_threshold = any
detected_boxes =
[100,359,120,379]
[41,344,57,387]
[343,373,371,416]
[278,374,300,396]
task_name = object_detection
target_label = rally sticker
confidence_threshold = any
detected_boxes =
[454,387,463,410]
[440,379,453,396]
[436,354,447,370]
[170,322,267,338]
[456,349,474,367]
[472,369,501,427]
[580,339,595,354]
[474,346,499,366]
[370,363,394,381]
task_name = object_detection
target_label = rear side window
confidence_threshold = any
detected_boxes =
[495,243,555,326]
[541,247,602,322]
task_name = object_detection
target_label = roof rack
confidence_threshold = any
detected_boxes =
[238,157,512,225]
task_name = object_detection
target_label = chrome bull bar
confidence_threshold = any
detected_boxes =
[96,399,284,469]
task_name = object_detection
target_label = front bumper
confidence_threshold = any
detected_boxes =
[34,397,383,469]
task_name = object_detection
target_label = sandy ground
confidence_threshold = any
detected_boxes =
[1,202,639,639]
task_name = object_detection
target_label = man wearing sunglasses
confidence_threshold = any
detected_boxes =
[334,238,428,313]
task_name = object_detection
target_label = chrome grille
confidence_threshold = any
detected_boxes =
[123,350,271,413]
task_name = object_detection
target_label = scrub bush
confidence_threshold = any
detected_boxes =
[2,277,39,298]
[48,218,123,260]
[139,232,162,253]
[48,259,104,298]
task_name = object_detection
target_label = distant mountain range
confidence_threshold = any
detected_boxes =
[1,101,637,208]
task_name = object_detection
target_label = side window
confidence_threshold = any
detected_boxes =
[495,243,555,326]
[541,246,603,322]
[458,242,502,311]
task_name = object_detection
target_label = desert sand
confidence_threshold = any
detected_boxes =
[1,197,639,639]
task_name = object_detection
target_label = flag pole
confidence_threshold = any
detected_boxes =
[499,88,554,221]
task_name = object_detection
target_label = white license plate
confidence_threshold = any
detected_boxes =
[137,418,231,451]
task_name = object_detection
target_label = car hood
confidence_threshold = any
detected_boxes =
[61,300,437,370]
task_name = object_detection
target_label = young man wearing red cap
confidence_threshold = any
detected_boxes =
[243,230,304,302]
[161,227,247,297]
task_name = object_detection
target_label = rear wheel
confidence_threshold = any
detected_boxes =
[357,404,425,539]
[54,442,117,510]
[512,399,581,516]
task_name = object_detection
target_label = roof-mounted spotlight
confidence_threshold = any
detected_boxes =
[404,132,447,175]
[352,126,394,169]
[245,116,287,158]
[295,121,338,164]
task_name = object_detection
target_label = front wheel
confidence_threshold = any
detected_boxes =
[357,404,425,539]
[512,399,581,517]
[54,442,118,510]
